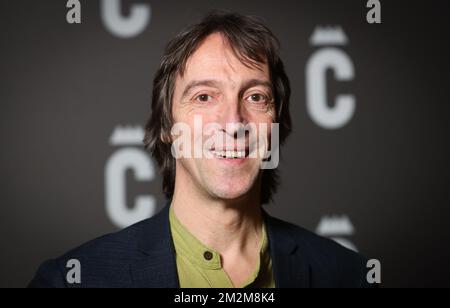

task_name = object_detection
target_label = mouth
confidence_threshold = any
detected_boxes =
[210,150,247,159]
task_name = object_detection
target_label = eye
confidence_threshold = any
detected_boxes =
[195,94,212,103]
[246,93,268,104]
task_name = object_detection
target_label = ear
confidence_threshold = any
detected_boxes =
[160,131,172,144]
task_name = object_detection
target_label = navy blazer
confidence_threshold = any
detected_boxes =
[29,205,373,288]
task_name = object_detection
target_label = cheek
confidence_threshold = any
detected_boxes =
[250,113,274,130]
[177,112,219,155]
[252,116,274,150]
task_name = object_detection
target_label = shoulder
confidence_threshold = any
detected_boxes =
[266,215,375,288]
[28,210,168,288]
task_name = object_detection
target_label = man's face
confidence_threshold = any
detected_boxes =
[171,33,275,201]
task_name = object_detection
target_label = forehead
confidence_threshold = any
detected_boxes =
[177,33,270,87]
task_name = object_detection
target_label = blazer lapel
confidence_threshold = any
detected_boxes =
[129,205,311,288]
[264,212,311,288]
[130,205,180,288]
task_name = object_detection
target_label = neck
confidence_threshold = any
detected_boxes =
[171,169,263,255]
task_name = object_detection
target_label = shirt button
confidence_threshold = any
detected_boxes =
[203,251,213,261]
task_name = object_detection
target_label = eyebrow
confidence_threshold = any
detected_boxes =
[238,79,273,98]
[180,79,273,100]
[181,80,221,100]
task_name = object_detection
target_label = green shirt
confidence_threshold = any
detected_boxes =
[169,206,275,288]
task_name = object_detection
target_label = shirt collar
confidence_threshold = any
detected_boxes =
[169,204,269,272]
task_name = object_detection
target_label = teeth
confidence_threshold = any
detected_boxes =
[212,150,245,159]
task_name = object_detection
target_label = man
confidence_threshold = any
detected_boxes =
[29,12,373,288]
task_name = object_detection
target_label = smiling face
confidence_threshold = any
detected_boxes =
[171,33,275,201]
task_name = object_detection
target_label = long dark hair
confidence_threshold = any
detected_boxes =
[143,11,292,204]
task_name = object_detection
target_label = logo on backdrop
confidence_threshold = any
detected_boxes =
[306,26,356,129]
[100,0,151,38]
[316,214,358,252]
[105,125,156,228]
[66,0,152,38]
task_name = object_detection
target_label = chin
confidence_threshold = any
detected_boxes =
[207,177,255,201]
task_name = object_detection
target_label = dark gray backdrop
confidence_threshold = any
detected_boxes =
[1,0,449,287]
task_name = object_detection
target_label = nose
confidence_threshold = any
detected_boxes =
[219,97,246,136]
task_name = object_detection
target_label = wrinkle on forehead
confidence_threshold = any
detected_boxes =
[181,32,267,80]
